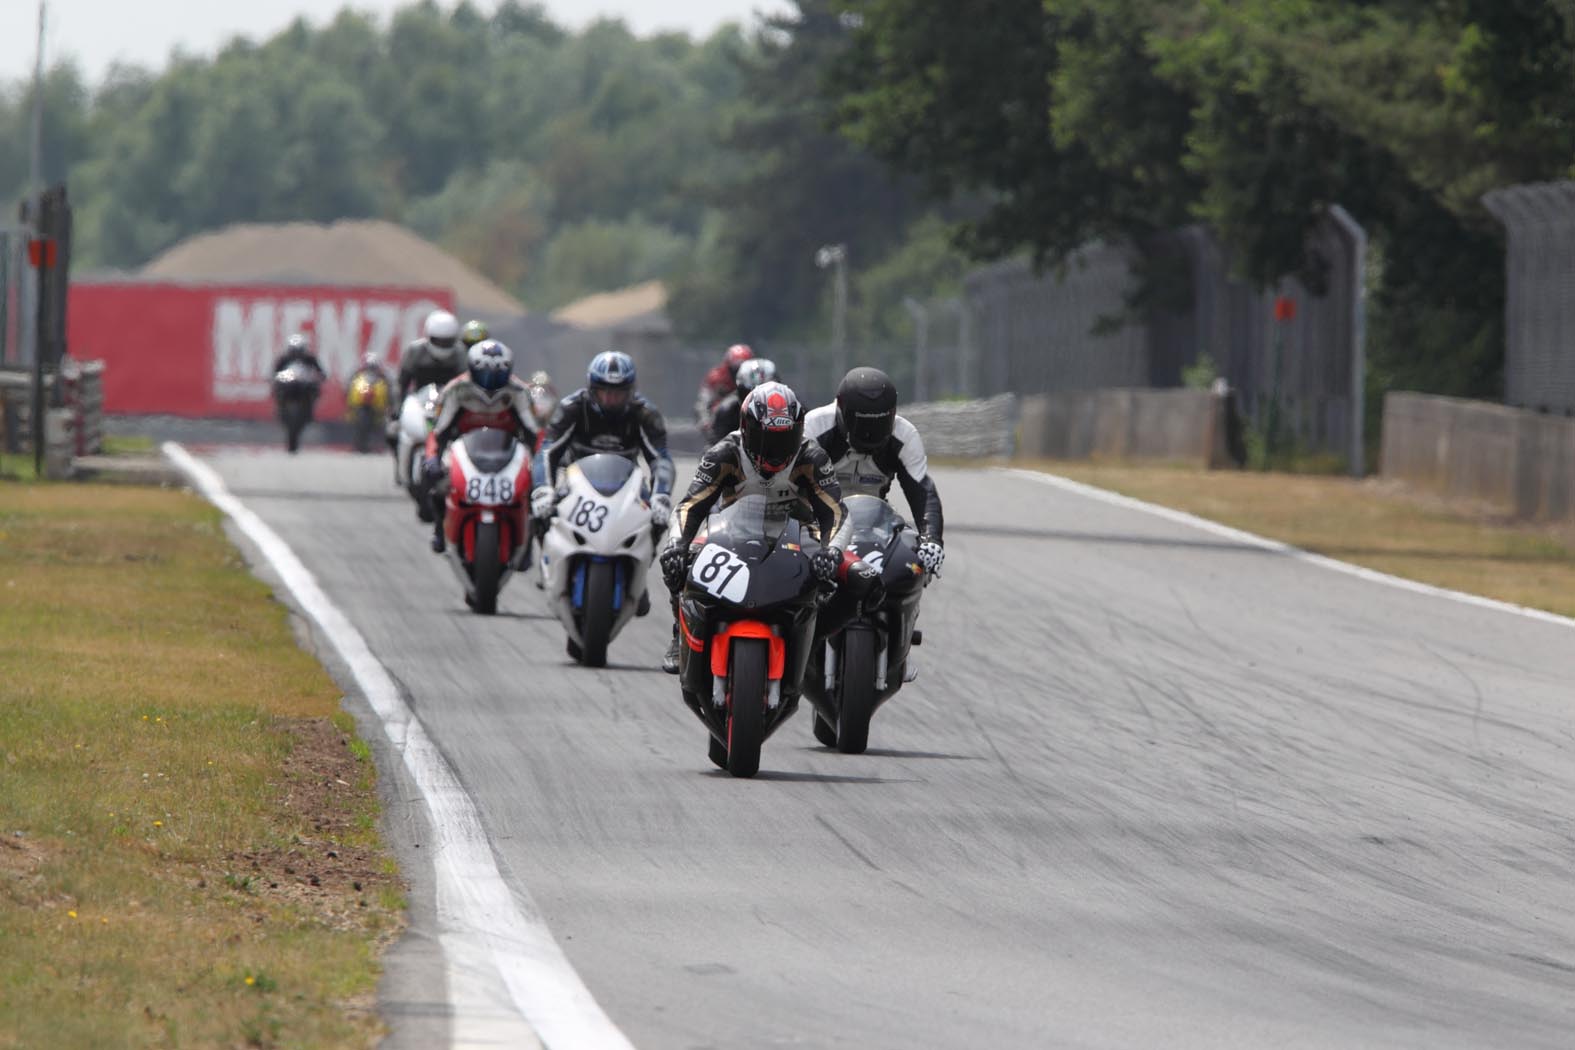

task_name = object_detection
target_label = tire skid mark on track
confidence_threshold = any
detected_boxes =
[1007,468,1575,631]
[164,442,634,1050]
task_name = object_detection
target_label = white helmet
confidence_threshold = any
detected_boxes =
[424,310,460,359]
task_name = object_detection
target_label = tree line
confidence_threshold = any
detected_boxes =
[7,0,1569,403]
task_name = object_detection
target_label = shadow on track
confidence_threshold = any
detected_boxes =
[949,521,1575,566]
[226,487,411,504]
[805,746,984,761]
[699,769,920,785]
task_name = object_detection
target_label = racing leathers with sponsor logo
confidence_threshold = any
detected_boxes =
[390,310,466,436]
[802,407,943,547]
[658,381,872,674]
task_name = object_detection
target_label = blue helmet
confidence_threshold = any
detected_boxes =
[468,339,514,392]
[587,351,636,416]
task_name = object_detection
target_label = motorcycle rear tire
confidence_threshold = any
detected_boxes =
[579,561,617,667]
[725,638,768,778]
[836,630,877,755]
[352,407,376,453]
[283,403,306,453]
[471,521,501,615]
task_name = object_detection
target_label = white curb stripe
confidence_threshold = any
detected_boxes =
[1004,467,1575,632]
[164,442,635,1050]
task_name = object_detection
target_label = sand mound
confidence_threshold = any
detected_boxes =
[141,220,527,316]
[551,281,668,330]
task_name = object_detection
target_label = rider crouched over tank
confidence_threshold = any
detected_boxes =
[804,367,944,642]
[421,339,539,553]
[658,381,882,674]
[530,352,675,602]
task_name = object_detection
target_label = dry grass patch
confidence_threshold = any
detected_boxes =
[0,481,402,1049]
[1016,460,1575,619]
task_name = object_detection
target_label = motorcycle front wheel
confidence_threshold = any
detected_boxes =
[578,560,617,668]
[836,629,877,755]
[471,520,501,614]
[725,638,768,778]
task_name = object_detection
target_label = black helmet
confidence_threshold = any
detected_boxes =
[740,381,804,478]
[286,333,311,355]
[835,367,897,454]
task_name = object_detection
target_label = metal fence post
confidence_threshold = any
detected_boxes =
[1328,204,1367,475]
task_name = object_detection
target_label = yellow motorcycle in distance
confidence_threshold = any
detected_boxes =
[346,360,392,454]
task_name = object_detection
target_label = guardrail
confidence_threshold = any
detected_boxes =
[0,359,105,477]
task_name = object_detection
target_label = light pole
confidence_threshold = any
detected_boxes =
[901,296,929,402]
[815,243,847,389]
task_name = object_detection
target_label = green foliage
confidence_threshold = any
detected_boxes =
[2,2,747,314]
[826,0,1575,402]
[667,0,931,341]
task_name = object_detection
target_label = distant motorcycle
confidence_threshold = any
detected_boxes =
[272,363,322,454]
[346,370,391,453]
[440,428,533,614]
[539,453,662,667]
[395,383,441,520]
[803,495,928,754]
[675,495,823,778]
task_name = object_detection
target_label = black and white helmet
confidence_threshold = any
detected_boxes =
[740,381,804,478]
[835,367,898,454]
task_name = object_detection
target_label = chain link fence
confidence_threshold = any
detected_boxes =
[1483,181,1575,415]
[951,215,1364,465]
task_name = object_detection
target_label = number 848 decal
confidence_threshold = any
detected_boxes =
[690,542,751,601]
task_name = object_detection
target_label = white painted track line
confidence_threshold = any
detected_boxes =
[165,442,635,1050]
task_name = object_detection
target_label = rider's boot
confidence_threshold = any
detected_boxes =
[661,623,682,675]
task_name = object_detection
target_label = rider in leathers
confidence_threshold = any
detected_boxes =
[803,367,945,576]
[530,351,676,529]
[389,310,466,439]
[271,333,325,378]
[422,339,539,554]
[658,381,875,674]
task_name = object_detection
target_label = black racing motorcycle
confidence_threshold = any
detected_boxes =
[676,495,822,778]
[271,363,322,454]
[803,494,929,754]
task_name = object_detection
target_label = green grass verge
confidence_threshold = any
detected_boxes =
[0,484,401,1048]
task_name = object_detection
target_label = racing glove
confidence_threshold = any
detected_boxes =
[811,545,843,584]
[847,559,886,607]
[421,455,444,482]
[530,487,555,520]
[649,492,673,528]
[659,541,690,592]
[916,536,945,577]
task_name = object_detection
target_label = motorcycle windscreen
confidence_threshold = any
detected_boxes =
[704,494,792,553]
[842,494,902,548]
[574,453,638,497]
[461,428,519,474]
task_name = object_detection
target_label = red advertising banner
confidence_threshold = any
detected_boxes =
[68,281,455,419]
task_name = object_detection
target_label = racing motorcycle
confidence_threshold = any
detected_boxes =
[345,369,391,453]
[803,495,928,754]
[538,453,662,667]
[675,495,822,778]
[440,427,532,614]
[395,383,441,520]
[272,363,322,454]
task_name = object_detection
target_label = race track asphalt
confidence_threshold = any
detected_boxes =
[199,445,1575,1050]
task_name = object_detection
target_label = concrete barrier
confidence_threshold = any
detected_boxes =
[900,394,1018,459]
[1380,391,1575,524]
[1017,388,1234,467]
